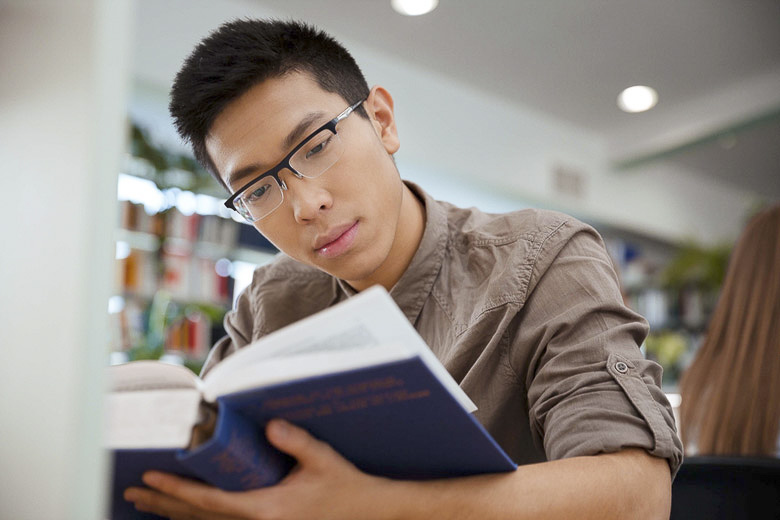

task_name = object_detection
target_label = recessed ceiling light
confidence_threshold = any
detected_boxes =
[391,0,439,16]
[617,85,658,113]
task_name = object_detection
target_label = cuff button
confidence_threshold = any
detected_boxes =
[615,361,629,374]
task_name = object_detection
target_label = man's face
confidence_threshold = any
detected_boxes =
[206,72,407,288]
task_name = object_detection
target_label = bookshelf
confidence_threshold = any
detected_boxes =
[111,174,277,372]
[110,122,282,372]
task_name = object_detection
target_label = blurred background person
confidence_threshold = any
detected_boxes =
[679,204,780,456]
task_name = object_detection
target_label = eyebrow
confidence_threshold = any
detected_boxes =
[226,110,328,190]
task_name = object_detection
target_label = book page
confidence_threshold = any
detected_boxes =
[203,343,416,400]
[108,360,200,392]
[203,287,476,412]
[272,321,378,356]
[105,389,202,449]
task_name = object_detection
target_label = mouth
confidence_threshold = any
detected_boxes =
[314,221,359,259]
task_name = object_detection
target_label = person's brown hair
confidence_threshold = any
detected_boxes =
[679,204,780,455]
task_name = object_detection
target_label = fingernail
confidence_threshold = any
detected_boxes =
[124,489,139,502]
[269,419,289,437]
[142,472,161,486]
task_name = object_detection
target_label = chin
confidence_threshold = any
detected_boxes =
[323,252,385,285]
[326,264,377,284]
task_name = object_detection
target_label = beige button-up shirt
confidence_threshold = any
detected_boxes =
[203,182,683,476]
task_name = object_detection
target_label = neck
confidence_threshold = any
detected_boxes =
[348,183,426,292]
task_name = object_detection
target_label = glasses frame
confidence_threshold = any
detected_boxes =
[224,98,366,221]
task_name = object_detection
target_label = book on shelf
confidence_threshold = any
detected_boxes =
[164,310,213,359]
[119,200,241,248]
[106,286,516,519]
[118,248,232,304]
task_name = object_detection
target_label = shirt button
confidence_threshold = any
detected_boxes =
[615,361,629,374]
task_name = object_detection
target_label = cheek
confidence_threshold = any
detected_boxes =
[338,136,398,194]
[253,219,295,255]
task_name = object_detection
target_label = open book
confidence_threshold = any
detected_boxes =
[106,286,516,519]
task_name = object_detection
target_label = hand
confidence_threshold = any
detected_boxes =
[124,419,393,520]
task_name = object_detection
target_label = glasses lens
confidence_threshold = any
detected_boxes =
[289,129,343,178]
[235,175,283,222]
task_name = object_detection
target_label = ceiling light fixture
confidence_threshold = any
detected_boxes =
[391,0,439,16]
[617,85,658,113]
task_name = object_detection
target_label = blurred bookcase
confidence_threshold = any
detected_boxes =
[109,122,277,373]
[601,227,730,390]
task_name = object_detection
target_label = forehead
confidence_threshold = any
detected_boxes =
[205,72,348,186]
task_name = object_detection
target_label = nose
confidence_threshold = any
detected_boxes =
[281,170,333,223]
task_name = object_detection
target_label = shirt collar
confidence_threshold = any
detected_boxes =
[337,181,448,325]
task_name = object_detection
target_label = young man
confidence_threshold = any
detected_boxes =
[124,19,682,519]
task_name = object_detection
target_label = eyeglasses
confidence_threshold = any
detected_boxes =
[224,98,365,223]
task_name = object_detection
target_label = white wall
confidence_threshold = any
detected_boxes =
[0,0,132,518]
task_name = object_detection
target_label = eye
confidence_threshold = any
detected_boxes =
[245,182,272,203]
[305,134,333,159]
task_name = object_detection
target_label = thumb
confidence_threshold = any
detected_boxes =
[266,419,341,467]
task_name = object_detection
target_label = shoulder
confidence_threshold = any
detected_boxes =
[437,202,604,314]
[242,253,339,334]
[444,203,597,276]
[444,203,589,249]
[201,254,338,375]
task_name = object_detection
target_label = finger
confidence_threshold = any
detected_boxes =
[265,419,344,469]
[137,472,250,518]
[125,486,236,520]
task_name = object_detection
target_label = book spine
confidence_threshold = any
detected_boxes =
[176,403,294,491]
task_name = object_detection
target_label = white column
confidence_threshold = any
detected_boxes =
[0,0,132,518]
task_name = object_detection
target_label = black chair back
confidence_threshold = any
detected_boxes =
[670,456,780,519]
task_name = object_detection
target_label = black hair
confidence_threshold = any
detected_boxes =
[169,18,370,189]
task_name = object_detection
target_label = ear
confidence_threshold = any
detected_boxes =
[365,86,400,154]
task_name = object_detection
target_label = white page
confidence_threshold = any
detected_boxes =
[105,389,202,449]
[203,287,476,412]
[109,360,199,392]
[204,343,415,399]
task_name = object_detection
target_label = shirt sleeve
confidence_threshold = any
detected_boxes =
[516,224,683,476]
[199,280,255,378]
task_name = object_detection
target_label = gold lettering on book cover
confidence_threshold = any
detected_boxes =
[253,376,431,421]
[209,430,270,488]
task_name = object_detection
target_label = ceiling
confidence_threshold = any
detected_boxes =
[132,0,780,199]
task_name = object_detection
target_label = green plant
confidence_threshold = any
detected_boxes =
[125,290,225,374]
[661,241,731,291]
[129,121,222,196]
[644,330,689,385]
[126,290,173,361]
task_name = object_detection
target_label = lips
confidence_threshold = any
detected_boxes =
[314,221,359,258]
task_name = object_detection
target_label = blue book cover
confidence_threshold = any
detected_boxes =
[107,287,516,519]
[110,356,515,518]
[176,403,294,490]
[111,449,200,520]
[218,356,516,480]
